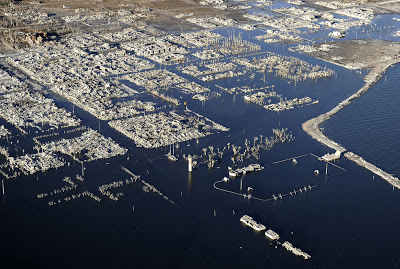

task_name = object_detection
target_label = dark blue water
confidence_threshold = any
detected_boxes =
[2,12,400,269]
[323,63,400,178]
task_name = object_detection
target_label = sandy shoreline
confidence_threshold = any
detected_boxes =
[302,58,400,188]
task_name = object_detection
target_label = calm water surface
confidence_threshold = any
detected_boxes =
[1,13,400,269]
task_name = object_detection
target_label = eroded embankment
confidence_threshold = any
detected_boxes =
[302,59,400,188]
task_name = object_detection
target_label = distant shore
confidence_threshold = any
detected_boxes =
[302,58,400,188]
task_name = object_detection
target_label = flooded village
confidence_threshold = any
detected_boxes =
[1,0,400,267]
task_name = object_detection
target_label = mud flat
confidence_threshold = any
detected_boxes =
[293,40,400,70]
[302,59,400,186]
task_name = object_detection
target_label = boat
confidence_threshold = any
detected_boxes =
[240,215,266,231]
[265,229,280,240]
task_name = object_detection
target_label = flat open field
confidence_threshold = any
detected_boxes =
[297,39,400,69]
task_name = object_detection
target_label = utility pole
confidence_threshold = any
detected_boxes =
[325,162,328,176]
[81,162,84,177]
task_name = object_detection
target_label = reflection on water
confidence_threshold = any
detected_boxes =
[323,63,400,177]
[2,9,400,269]
[188,171,193,192]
